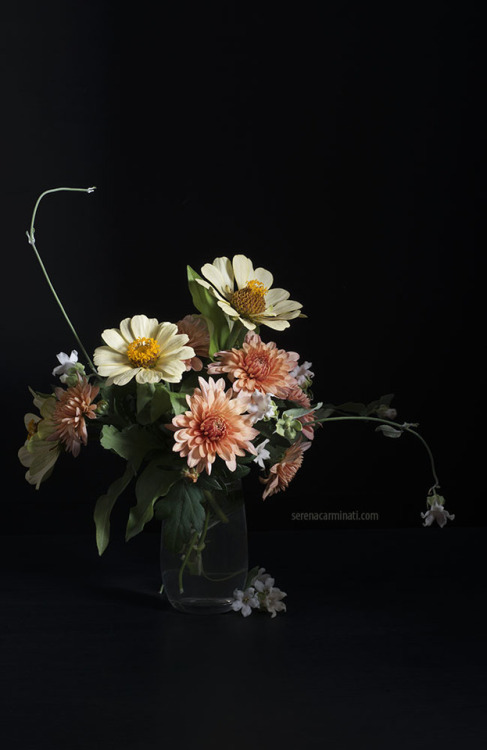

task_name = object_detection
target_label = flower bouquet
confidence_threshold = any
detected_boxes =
[19,187,453,616]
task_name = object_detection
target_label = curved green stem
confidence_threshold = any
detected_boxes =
[319,415,441,490]
[26,186,97,374]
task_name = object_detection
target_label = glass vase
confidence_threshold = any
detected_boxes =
[160,480,248,614]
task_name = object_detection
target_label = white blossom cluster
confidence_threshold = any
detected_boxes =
[231,568,287,618]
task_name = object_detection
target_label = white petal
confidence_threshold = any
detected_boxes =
[265,288,290,306]
[135,368,163,384]
[119,317,135,343]
[201,257,234,297]
[130,314,160,339]
[110,368,139,386]
[101,328,129,353]
[93,346,128,366]
[253,267,274,289]
[233,255,254,289]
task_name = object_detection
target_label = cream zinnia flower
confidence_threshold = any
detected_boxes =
[170,376,259,475]
[197,254,304,330]
[93,314,195,386]
[18,393,61,489]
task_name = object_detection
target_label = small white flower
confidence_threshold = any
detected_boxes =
[253,439,271,469]
[250,568,287,618]
[52,350,79,383]
[231,587,259,617]
[421,501,455,528]
[247,391,277,423]
[263,588,287,618]
[291,361,314,386]
[251,567,275,590]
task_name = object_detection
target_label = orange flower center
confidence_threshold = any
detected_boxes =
[230,280,268,317]
[200,415,227,441]
[126,337,161,368]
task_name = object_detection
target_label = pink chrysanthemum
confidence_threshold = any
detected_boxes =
[208,332,299,397]
[176,315,210,372]
[48,376,99,457]
[170,376,259,474]
[260,438,312,500]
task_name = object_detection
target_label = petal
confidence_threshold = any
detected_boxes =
[232,255,254,289]
[119,317,135,343]
[93,346,128,366]
[253,266,274,289]
[101,328,129,353]
[135,368,163,384]
[130,314,160,339]
[201,257,234,296]
[109,368,138,386]
[265,288,290,306]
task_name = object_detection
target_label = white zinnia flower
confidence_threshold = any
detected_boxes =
[52,350,79,383]
[253,439,271,469]
[421,500,455,528]
[231,587,260,617]
[93,314,195,386]
[197,254,304,331]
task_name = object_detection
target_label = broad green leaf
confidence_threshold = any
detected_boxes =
[136,382,155,424]
[169,390,189,416]
[150,384,172,422]
[156,480,206,554]
[94,464,135,556]
[282,402,323,419]
[100,424,162,472]
[126,461,179,541]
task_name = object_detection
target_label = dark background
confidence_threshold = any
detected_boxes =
[2,1,484,536]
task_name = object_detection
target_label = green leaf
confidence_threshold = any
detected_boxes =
[100,424,162,472]
[282,402,323,419]
[126,461,179,541]
[169,390,189,416]
[150,384,172,422]
[156,480,206,554]
[93,464,135,556]
[136,382,155,424]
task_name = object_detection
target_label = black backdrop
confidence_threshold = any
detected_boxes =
[2,2,484,538]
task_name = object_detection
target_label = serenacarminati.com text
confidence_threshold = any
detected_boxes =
[291,511,380,521]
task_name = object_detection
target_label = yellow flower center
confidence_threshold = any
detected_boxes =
[230,280,268,317]
[126,337,161,368]
[26,419,38,440]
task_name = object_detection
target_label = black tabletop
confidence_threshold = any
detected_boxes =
[1,527,486,749]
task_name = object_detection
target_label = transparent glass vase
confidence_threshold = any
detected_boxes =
[160,480,248,614]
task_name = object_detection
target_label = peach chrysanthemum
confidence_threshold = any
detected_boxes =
[176,315,210,372]
[260,438,312,500]
[208,332,299,398]
[48,376,99,457]
[170,376,259,475]
[283,382,316,441]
